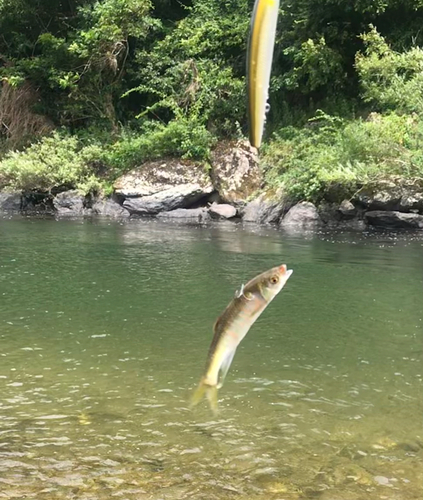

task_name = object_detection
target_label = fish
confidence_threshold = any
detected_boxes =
[191,264,292,413]
[247,0,280,149]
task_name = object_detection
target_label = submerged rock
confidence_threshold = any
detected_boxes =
[365,210,423,228]
[280,202,321,228]
[210,140,262,204]
[209,203,237,219]
[114,159,213,215]
[374,475,391,486]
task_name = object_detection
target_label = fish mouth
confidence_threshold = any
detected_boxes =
[279,264,293,278]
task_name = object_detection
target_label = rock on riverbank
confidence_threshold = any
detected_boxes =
[1,145,423,231]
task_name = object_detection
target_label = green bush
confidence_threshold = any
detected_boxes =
[0,116,214,194]
[103,118,214,175]
[0,132,104,193]
[263,111,423,202]
[356,26,423,114]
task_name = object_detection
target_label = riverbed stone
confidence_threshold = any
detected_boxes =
[280,202,321,227]
[156,207,210,222]
[114,159,213,215]
[338,199,356,218]
[209,203,237,219]
[0,191,21,211]
[365,210,423,228]
[92,197,129,218]
[242,189,290,224]
[210,140,262,204]
[53,190,87,216]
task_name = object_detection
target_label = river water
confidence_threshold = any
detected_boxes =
[0,217,422,499]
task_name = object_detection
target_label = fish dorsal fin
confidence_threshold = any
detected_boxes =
[234,283,254,301]
[234,283,245,299]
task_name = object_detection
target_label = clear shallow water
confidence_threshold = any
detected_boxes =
[0,217,422,500]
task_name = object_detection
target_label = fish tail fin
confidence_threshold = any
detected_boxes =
[190,378,218,414]
[206,385,218,414]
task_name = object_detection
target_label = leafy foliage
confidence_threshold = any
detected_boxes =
[129,0,249,135]
[356,26,423,113]
[102,118,214,175]
[0,0,158,129]
[0,118,214,193]
[2,0,423,198]
[0,133,103,193]
[263,111,423,201]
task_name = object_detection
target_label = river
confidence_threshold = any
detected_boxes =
[0,217,422,499]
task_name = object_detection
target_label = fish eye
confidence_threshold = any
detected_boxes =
[270,275,279,284]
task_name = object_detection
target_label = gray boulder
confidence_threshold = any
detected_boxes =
[355,178,423,213]
[210,141,262,204]
[242,189,290,224]
[156,208,210,222]
[400,191,423,212]
[0,192,21,211]
[318,201,365,229]
[114,159,213,215]
[122,184,209,215]
[365,210,423,229]
[280,202,321,228]
[53,190,86,216]
[209,203,237,219]
[92,198,129,218]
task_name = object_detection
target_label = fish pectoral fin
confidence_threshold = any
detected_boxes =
[190,379,219,415]
[217,348,236,389]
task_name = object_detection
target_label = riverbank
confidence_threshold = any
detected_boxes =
[2,179,423,231]
[1,137,423,230]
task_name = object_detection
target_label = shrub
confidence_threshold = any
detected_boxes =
[263,111,423,202]
[103,118,214,175]
[356,26,423,114]
[0,132,103,193]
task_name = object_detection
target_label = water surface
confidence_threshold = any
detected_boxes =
[0,217,422,499]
